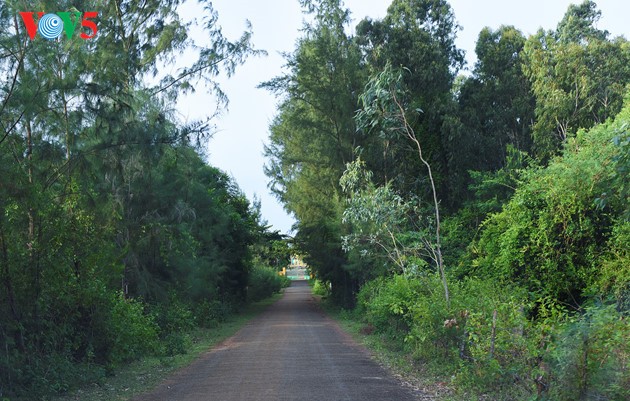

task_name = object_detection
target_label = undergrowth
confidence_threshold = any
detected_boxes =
[322,276,629,400]
[49,294,282,401]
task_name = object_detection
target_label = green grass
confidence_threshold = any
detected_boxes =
[51,293,283,401]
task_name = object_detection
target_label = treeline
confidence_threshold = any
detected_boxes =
[0,1,288,399]
[265,0,628,398]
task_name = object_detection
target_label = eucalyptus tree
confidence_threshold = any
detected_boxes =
[523,0,630,161]
[445,25,534,203]
[340,158,433,282]
[355,0,463,205]
[352,64,450,306]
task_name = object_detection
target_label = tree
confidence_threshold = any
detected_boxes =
[354,64,450,307]
[340,158,437,281]
[355,0,463,205]
[444,25,534,203]
[0,0,262,396]
[262,0,366,305]
[523,0,630,160]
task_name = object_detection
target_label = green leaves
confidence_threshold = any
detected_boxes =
[470,98,630,307]
[0,1,264,397]
[522,1,630,160]
[261,0,366,304]
[263,2,630,399]
[546,304,629,400]
[447,25,534,203]
[356,63,408,140]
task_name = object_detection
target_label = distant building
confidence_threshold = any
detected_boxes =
[287,255,309,280]
[289,255,307,268]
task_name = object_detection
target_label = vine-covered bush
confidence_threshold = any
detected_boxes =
[356,274,629,399]
[469,102,630,307]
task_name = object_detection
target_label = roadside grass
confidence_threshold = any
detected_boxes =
[52,293,283,401]
[319,299,457,401]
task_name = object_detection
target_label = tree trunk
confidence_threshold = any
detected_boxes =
[490,309,497,358]
[393,93,450,308]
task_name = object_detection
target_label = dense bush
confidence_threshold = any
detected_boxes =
[546,304,629,400]
[311,279,332,297]
[357,275,530,368]
[452,281,533,395]
[0,288,164,397]
[357,275,445,345]
[193,299,234,328]
[357,274,629,399]
[153,296,196,356]
[107,293,160,365]
[247,266,289,302]
[469,102,630,307]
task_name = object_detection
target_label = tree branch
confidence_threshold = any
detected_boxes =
[391,90,450,308]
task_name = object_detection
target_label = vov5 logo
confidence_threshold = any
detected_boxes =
[19,10,98,40]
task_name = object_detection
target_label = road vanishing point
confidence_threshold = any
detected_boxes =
[133,281,421,401]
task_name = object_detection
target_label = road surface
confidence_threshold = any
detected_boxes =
[133,281,420,401]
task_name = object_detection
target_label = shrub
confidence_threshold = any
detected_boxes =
[594,221,630,311]
[153,297,196,356]
[311,279,331,297]
[107,293,159,365]
[247,266,285,302]
[356,273,630,399]
[452,279,533,395]
[194,299,233,327]
[357,275,538,396]
[280,274,292,289]
[546,304,630,400]
[357,274,452,350]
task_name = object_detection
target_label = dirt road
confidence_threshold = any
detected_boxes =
[133,281,419,401]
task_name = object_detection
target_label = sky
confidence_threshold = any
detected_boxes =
[177,0,630,235]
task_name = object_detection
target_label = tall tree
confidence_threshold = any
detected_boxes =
[355,0,464,205]
[444,25,534,202]
[523,0,630,160]
[262,0,365,305]
[0,1,261,396]
[350,64,450,306]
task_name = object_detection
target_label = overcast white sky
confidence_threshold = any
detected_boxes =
[177,0,630,235]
